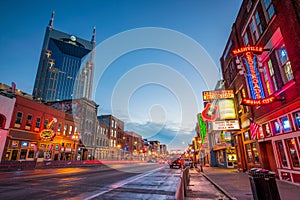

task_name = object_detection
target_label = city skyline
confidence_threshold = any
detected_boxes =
[0,0,242,150]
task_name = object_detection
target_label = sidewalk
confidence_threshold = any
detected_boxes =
[186,166,300,200]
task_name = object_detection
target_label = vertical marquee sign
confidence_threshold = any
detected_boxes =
[233,46,275,106]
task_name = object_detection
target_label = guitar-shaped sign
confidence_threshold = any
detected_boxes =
[201,100,218,121]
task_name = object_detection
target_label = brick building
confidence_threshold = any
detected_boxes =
[220,0,300,184]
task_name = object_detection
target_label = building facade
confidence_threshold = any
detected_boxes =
[124,131,143,160]
[33,12,96,102]
[1,92,81,162]
[97,115,125,160]
[220,0,300,184]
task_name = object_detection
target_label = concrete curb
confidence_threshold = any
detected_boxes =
[200,171,237,200]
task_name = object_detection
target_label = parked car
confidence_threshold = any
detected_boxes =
[169,158,183,168]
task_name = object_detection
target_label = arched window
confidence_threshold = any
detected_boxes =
[0,114,6,129]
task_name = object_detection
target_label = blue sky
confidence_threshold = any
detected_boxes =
[0,0,242,150]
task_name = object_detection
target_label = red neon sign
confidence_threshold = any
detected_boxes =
[233,46,263,55]
[242,96,276,106]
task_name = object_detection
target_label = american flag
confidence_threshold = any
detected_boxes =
[250,119,259,139]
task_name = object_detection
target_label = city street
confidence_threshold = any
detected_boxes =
[0,163,181,200]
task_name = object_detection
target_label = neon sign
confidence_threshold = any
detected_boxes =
[233,46,273,106]
[40,118,57,141]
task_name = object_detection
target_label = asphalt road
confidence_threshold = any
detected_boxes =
[0,163,178,200]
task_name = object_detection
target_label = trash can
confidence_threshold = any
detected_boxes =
[248,168,281,200]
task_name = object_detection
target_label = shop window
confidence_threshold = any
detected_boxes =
[28,150,34,159]
[277,141,288,167]
[244,131,250,141]
[20,149,27,160]
[35,117,41,128]
[218,150,225,165]
[262,123,272,137]
[293,111,300,130]
[252,143,260,164]
[245,144,253,163]
[14,112,23,127]
[277,47,294,83]
[271,120,281,135]
[285,138,300,168]
[280,116,292,133]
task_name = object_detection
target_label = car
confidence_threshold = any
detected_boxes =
[169,158,183,168]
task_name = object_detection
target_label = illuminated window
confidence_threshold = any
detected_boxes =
[245,144,253,163]
[244,131,250,141]
[63,124,67,135]
[278,47,294,83]
[280,116,292,133]
[271,120,281,135]
[285,138,300,167]
[262,68,272,95]
[263,0,275,21]
[252,143,260,164]
[69,125,73,135]
[262,123,272,137]
[277,141,288,167]
[267,59,278,91]
[293,111,300,129]
[57,123,62,132]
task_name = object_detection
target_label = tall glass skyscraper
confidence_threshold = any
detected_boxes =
[33,12,96,102]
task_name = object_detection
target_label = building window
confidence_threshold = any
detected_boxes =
[252,143,260,164]
[262,123,272,137]
[277,141,288,167]
[245,144,253,163]
[244,131,250,141]
[0,114,5,128]
[35,117,41,128]
[69,125,73,135]
[255,11,263,35]
[44,119,49,129]
[63,124,67,135]
[15,112,23,125]
[250,19,259,42]
[271,120,281,135]
[293,111,300,130]
[26,115,33,127]
[267,59,278,91]
[262,67,272,95]
[263,0,275,20]
[243,33,249,46]
[285,138,299,168]
[277,47,294,83]
[280,116,292,133]
[57,123,62,132]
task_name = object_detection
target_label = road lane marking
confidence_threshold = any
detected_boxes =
[83,166,164,200]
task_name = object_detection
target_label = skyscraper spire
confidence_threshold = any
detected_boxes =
[91,26,96,43]
[48,11,55,29]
